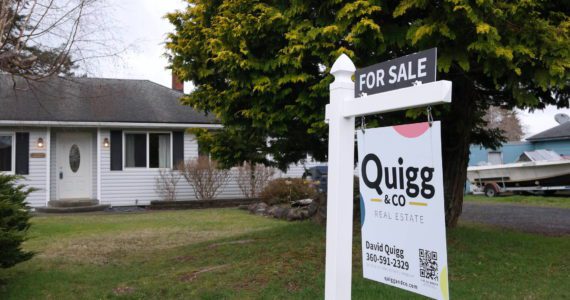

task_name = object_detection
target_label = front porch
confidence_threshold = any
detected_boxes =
[36,199,109,213]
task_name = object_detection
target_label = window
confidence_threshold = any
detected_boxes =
[0,134,14,172]
[125,133,147,168]
[149,133,171,168]
[488,151,503,165]
[124,132,171,169]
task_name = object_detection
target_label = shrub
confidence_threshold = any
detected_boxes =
[259,178,318,205]
[236,162,275,199]
[155,168,182,201]
[179,156,230,200]
[0,174,35,268]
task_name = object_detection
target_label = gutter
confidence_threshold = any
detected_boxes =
[0,120,223,129]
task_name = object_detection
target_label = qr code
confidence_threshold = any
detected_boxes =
[419,249,438,281]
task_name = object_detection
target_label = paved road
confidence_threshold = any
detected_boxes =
[461,202,570,236]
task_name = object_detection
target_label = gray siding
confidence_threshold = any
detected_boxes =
[99,129,324,206]
[25,129,48,206]
[99,130,213,205]
[1,127,50,207]
[3,126,325,207]
[99,129,190,206]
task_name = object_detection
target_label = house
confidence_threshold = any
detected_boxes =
[0,75,320,209]
[468,119,570,166]
[0,74,222,208]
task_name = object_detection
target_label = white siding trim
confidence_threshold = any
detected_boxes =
[97,128,101,201]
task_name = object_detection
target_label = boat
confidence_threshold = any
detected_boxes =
[467,150,570,196]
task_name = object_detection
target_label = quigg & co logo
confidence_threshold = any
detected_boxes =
[361,154,434,207]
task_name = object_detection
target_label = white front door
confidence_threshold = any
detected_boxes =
[57,132,92,199]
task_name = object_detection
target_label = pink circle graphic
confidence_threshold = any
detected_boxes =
[392,122,430,138]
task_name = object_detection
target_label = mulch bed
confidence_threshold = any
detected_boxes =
[149,198,258,210]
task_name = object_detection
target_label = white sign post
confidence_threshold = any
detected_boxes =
[324,54,452,300]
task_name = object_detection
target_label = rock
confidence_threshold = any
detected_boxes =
[287,208,304,221]
[247,202,269,215]
[291,198,313,207]
[266,206,289,219]
[307,202,318,216]
[254,202,268,215]
[273,207,289,219]
[314,205,327,225]
[267,205,279,216]
[237,204,249,210]
[247,203,258,213]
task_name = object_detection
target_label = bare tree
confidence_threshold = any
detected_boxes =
[0,0,111,79]
[155,168,182,202]
[236,162,275,199]
[179,157,230,201]
[483,106,525,141]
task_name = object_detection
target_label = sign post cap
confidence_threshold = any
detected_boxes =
[331,54,355,83]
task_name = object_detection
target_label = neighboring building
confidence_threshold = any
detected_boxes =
[0,75,316,208]
[468,120,570,166]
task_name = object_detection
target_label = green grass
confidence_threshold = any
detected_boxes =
[465,194,570,209]
[1,209,568,299]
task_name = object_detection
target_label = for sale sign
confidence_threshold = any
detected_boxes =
[355,48,437,97]
[357,121,449,300]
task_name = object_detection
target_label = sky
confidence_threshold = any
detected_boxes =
[90,0,569,138]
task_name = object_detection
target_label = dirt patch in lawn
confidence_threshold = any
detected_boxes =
[37,228,250,265]
[179,264,229,282]
[232,276,270,292]
[113,285,136,296]
[207,239,256,249]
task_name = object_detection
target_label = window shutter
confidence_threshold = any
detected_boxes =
[110,130,123,171]
[172,131,184,169]
[15,132,29,175]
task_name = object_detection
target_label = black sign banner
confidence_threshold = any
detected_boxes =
[355,48,437,98]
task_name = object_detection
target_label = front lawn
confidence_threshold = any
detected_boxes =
[0,209,568,299]
[465,194,570,209]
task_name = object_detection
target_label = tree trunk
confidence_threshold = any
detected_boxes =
[441,81,477,227]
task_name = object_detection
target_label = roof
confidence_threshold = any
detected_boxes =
[518,149,563,162]
[0,75,217,125]
[527,121,570,142]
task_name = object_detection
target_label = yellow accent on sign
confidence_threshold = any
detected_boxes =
[440,266,449,300]
[370,198,382,202]
[409,201,428,206]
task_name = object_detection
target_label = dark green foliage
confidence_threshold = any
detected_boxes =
[0,174,35,268]
[259,178,318,205]
[166,0,569,226]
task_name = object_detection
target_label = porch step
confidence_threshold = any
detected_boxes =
[48,199,99,208]
[36,204,110,213]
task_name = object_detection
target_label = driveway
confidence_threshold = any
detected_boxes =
[461,202,570,236]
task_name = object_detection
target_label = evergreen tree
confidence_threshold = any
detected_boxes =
[0,174,35,268]
[166,0,569,226]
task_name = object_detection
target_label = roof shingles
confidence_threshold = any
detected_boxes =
[527,121,570,141]
[0,75,216,124]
